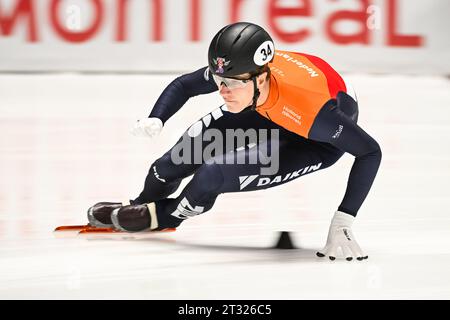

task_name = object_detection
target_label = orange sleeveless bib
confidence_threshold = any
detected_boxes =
[256,50,347,138]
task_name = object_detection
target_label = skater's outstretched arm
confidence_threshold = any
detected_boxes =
[149,67,218,124]
[310,96,381,261]
[309,97,382,218]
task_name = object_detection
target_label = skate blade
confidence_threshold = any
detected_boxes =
[78,227,176,234]
[54,224,90,232]
[78,227,117,234]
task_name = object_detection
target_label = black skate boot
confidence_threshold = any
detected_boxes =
[111,203,159,232]
[87,201,130,228]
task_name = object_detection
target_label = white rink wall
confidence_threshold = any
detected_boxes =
[0,0,449,75]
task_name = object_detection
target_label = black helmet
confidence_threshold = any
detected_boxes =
[208,22,275,78]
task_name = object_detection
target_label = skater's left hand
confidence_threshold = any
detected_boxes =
[130,117,163,138]
[316,211,368,261]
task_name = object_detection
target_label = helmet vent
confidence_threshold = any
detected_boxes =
[232,34,242,46]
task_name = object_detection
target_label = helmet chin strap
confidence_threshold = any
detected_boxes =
[241,76,260,113]
[250,76,261,111]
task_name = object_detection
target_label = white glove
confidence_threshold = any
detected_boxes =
[317,211,368,261]
[130,117,163,138]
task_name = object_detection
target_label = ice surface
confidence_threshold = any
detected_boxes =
[1,73,449,299]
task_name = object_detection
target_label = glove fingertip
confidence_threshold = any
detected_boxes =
[316,252,325,258]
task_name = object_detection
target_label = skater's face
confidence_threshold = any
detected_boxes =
[217,72,269,113]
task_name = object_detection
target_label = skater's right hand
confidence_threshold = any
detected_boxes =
[130,117,163,138]
[316,211,368,261]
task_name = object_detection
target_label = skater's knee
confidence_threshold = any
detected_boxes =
[151,154,180,182]
[154,152,173,169]
[192,162,224,194]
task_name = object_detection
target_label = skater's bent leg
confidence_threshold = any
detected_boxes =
[133,136,204,204]
[154,136,344,229]
[155,161,224,228]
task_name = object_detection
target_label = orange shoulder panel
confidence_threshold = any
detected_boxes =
[256,50,346,138]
